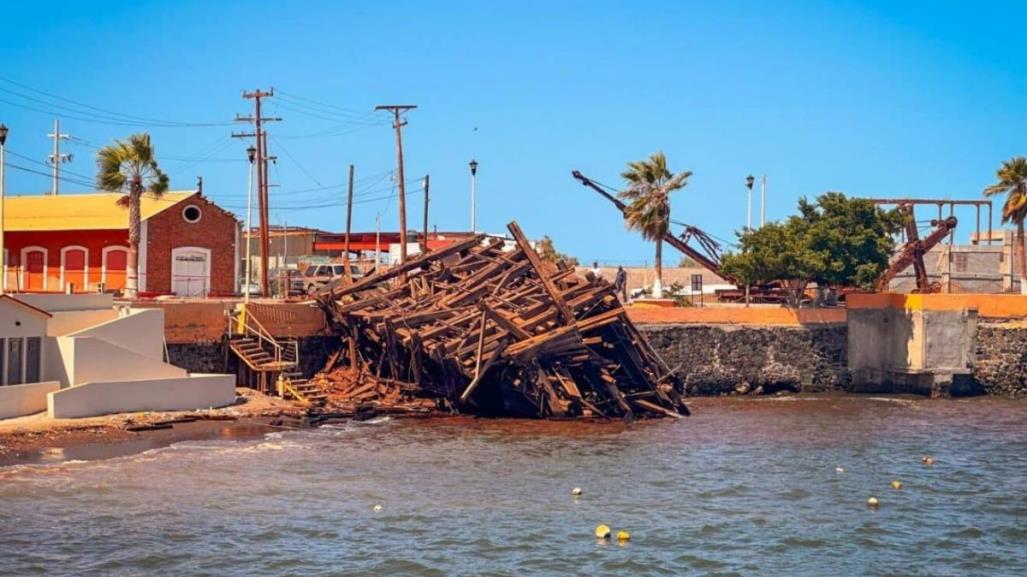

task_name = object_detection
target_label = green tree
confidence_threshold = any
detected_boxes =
[720,193,900,306]
[96,133,169,298]
[536,235,579,266]
[619,151,691,290]
[983,156,1027,289]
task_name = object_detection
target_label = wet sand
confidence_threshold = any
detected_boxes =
[0,388,304,467]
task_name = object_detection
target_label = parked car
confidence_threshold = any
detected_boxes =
[296,264,364,294]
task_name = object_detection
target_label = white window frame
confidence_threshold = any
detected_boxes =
[101,245,129,287]
[19,246,48,292]
[59,245,90,292]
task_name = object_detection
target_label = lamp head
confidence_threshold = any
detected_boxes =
[469,159,478,176]
[246,145,257,164]
[0,123,8,146]
[745,174,755,190]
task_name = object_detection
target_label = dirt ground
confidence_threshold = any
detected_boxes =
[0,388,308,466]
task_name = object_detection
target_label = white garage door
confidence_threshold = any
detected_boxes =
[171,247,210,297]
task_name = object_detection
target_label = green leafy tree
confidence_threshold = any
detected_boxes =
[983,156,1027,288]
[536,235,579,266]
[721,193,900,306]
[619,151,692,289]
[96,133,169,298]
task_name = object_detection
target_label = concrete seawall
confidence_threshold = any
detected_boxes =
[155,295,1027,398]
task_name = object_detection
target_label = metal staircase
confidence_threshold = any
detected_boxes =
[228,307,323,405]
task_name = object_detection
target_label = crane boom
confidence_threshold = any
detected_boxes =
[876,206,957,292]
[571,170,735,284]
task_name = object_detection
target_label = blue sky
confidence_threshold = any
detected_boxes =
[0,0,1024,265]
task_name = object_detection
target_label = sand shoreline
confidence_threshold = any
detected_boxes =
[0,388,309,467]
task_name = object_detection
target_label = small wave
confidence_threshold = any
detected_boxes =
[356,416,393,425]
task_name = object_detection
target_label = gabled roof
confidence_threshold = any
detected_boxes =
[3,191,198,232]
[0,295,53,318]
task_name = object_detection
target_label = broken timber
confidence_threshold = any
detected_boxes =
[315,221,688,420]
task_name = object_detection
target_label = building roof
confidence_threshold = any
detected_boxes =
[0,295,53,318]
[3,191,198,232]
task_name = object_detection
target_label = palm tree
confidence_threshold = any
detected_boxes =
[983,156,1027,292]
[96,133,169,298]
[619,152,691,295]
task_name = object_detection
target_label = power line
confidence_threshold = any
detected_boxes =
[0,76,234,127]
[274,89,378,121]
[6,162,94,188]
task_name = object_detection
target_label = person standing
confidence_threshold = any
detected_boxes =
[614,265,628,302]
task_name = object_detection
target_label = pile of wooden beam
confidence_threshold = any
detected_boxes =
[314,221,688,420]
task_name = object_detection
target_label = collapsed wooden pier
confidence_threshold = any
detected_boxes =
[314,221,688,419]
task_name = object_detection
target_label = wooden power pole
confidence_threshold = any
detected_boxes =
[233,88,280,297]
[422,174,430,253]
[374,105,417,266]
[343,163,355,283]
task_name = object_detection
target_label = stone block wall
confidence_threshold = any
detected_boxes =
[639,323,849,396]
[973,323,1027,396]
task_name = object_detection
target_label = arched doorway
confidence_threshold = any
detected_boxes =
[21,247,47,292]
[102,246,128,291]
[61,246,88,292]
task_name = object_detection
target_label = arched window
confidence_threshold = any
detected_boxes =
[20,247,47,292]
[102,246,128,291]
[60,245,89,292]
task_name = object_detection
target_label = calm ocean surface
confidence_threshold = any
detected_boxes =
[1,395,1026,577]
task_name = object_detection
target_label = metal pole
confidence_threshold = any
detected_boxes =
[760,175,766,228]
[988,201,993,246]
[470,160,478,232]
[747,187,752,230]
[976,204,981,245]
[374,212,381,267]
[0,126,6,293]
[282,220,288,298]
[244,157,253,303]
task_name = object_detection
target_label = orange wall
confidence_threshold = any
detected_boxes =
[848,292,1027,319]
[627,306,847,326]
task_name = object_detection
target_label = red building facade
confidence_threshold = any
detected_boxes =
[3,191,240,297]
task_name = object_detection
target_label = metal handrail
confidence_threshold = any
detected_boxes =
[232,308,284,365]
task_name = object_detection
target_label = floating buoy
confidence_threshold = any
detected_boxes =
[372,504,382,512]
[617,530,631,542]
[835,467,845,474]
[891,480,903,490]
[867,496,880,508]
[595,524,611,539]
[572,487,583,496]
[922,456,935,466]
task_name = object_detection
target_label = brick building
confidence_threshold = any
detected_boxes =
[2,191,240,297]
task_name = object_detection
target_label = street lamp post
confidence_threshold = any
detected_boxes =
[0,123,8,293]
[244,145,256,303]
[469,159,478,233]
[760,175,767,228]
[745,174,755,231]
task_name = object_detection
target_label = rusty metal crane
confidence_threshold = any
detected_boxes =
[571,170,735,284]
[876,203,957,293]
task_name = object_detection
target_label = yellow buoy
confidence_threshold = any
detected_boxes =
[617,530,631,542]
[867,496,880,508]
[595,524,611,539]
[922,456,935,466]
[572,487,583,496]
[891,480,903,490]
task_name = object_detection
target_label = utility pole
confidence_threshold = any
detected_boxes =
[374,212,382,268]
[47,118,72,196]
[232,89,280,297]
[343,164,354,283]
[244,145,256,303]
[421,174,430,253]
[374,105,417,266]
[0,123,7,292]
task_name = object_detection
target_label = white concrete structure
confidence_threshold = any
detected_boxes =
[0,293,234,420]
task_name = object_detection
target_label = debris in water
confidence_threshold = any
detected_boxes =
[315,221,688,420]
[891,480,903,490]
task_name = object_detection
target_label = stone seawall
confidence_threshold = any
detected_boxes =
[168,336,337,382]
[639,323,849,396]
[973,323,1027,396]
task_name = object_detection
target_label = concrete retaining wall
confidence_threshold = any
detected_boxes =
[0,381,60,419]
[47,374,236,419]
[640,323,849,395]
